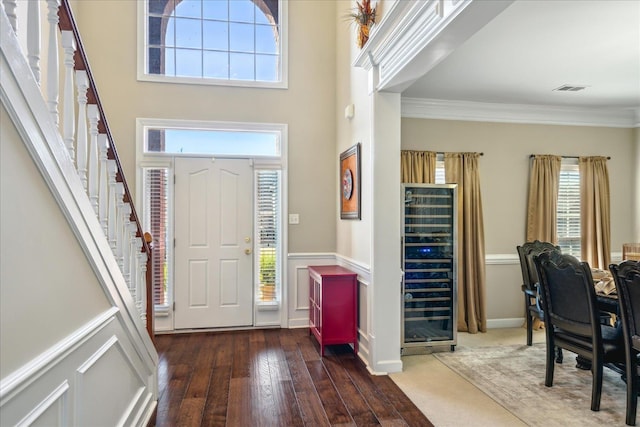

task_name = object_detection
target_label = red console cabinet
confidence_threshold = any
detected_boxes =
[308,265,358,357]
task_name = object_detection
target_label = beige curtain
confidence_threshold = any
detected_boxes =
[444,153,486,333]
[580,156,611,269]
[401,150,436,183]
[526,155,561,243]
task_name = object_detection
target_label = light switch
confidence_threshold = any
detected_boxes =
[288,214,300,224]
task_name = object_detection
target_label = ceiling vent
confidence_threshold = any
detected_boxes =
[553,84,588,92]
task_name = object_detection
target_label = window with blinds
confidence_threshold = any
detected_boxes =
[142,167,170,308]
[557,160,581,257]
[435,156,445,184]
[256,170,280,303]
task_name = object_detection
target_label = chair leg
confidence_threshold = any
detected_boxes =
[591,361,603,412]
[625,358,637,425]
[545,338,555,387]
[526,314,533,346]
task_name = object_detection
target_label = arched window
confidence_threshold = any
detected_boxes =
[144,0,286,87]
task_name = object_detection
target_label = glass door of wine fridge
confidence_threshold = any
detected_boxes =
[401,184,457,351]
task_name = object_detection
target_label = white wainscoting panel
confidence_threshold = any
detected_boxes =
[287,253,373,368]
[0,309,156,427]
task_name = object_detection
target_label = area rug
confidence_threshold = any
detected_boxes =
[434,344,629,426]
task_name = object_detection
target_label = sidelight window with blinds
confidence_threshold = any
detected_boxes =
[557,159,581,257]
[256,170,280,304]
[142,167,171,310]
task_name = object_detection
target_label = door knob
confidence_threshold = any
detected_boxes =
[245,248,252,255]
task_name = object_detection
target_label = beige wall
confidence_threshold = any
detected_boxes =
[402,118,636,321]
[336,0,372,264]
[634,127,640,241]
[74,0,338,253]
[402,118,635,254]
[0,106,111,377]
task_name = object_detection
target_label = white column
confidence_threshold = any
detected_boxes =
[3,0,17,32]
[46,0,61,125]
[75,70,89,190]
[98,135,109,232]
[61,31,76,160]
[87,104,100,212]
[370,89,403,373]
[27,0,40,83]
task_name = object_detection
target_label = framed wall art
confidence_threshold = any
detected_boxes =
[340,143,361,220]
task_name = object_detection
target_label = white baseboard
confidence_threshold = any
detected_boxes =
[486,318,525,329]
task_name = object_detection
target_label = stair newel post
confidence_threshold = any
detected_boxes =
[98,134,109,232]
[27,0,41,83]
[3,0,17,32]
[46,0,61,125]
[61,31,76,160]
[75,70,89,190]
[114,182,126,270]
[87,104,99,212]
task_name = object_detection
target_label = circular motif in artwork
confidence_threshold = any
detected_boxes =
[342,168,353,200]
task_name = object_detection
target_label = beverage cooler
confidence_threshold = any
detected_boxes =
[401,183,458,351]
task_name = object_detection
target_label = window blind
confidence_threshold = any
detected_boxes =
[143,168,169,307]
[557,161,581,257]
[256,170,280,303]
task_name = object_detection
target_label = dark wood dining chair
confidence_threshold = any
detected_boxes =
[610,260,640,426]
[517,240,560,346]
[534,251,625,412]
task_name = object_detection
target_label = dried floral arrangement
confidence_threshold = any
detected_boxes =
[347,0,377,48]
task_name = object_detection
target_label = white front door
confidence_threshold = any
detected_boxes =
[173,158,254,329]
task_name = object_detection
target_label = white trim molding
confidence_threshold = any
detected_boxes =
[402,97,639,128]
[354,0,513,93]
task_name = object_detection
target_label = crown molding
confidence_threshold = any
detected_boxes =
[402,98,639,128]
[353,0,514,92]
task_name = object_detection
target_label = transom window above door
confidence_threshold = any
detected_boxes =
[140,0,287,88]
[142,120,283,157]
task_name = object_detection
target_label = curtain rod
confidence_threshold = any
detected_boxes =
[529,154,611,160]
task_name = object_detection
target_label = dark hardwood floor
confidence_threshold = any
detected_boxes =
[152,328,434,427]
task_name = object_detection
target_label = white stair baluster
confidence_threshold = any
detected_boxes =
[61,31,76,160]
[98,135,109,232]
[129,223,139,299]
[138,252,148,325]
[27,0,40,83]
[107,160,118,250]
[114,182,125,269]
[3,0,17,33]
[121,203,132,285]
[132,238,144,314]
[87,104,99,212]
[46,0,61,125]
[75,70,89,189]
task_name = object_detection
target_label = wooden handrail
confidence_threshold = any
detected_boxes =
[58,0,154,339]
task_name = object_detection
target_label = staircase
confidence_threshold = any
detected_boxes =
[0,1,158,425]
